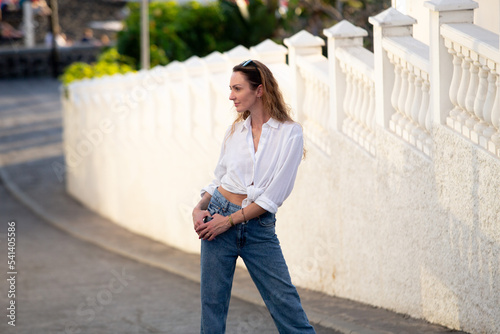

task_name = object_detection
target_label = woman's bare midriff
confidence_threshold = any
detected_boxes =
[218,186,247,206]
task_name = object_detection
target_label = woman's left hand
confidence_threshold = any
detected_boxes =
[195,214,231,241]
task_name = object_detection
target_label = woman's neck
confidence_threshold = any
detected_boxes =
[249,108,270,130]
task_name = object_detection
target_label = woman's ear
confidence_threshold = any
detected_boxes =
[257,84,263,98]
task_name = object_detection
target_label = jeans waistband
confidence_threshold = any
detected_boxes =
[212,187,242,213]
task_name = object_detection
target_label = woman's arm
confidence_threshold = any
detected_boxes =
[232,202,267,224]
[195,202,267,241]
[192,192,212,231]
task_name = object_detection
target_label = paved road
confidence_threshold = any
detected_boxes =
[0,79,339,334]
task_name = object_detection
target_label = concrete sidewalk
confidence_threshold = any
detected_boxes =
[0,78,466,334]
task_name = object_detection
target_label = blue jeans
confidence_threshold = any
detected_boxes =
[200,188,316,334]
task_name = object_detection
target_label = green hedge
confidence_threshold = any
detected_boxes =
[60,48,136,86]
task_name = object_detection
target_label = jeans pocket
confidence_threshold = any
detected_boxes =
[258,212,276,227]
[206,202,221,222]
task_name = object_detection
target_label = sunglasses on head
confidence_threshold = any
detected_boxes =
[241,59,256,67]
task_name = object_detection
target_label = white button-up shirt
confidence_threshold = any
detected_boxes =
[202,116,303,214]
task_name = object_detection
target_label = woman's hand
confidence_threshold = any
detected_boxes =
[192,208,210,232]
[195,214,230,241]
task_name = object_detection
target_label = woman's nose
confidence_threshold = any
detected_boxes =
[229,92,235,100]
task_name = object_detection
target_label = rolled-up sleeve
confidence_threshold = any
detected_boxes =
[254,134,303,214]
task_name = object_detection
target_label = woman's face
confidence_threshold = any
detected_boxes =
[229,71,261,113]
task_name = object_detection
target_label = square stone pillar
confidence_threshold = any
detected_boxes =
[284,31,324,124]
[424,0,478,125]
[323,20,367,132]
[369,8,416,129]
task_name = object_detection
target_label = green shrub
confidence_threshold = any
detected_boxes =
[60,48,135,86]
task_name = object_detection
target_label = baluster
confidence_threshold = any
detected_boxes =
[357,77,369,144]
[368,83,376,131]
[353,73,364,140]
[473,64,489,136]
[310,75,319,142]
[397,64,410,134]
[413,76,424,126]
[367,82,376,154]
[465,59,480,130]
[348,70,360,136]
[410,75,424,141]
[309,74,317,122]
[482,70,497,139]
[342,63,353,132]
[405,66,416,121]
[321,83,329,126]
[448,47,462,120]
[312,76,321,142]
[301,69,312,123]
[420,78,432,154]
[405,68,418,143]
[490,72,500,152]
[349,69,359,119]
[360,78,370,128]
[456,52,471,125]
[390,57,403,127]
[422,79,431,134]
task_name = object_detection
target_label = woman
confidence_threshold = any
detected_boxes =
[192,59,316,334]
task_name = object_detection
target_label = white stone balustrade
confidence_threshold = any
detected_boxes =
[337,47,376,156]
[297,54,330,155]
[371,8,432,156]
[284,30,330,154]
[385,37,432,156]
[441,23,500,155]
[325,20,376,156]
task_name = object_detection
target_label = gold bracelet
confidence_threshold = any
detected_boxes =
[241,208,247,222]
[228,214,234,227]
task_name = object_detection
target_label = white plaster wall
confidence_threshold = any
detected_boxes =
[276,123,500,333]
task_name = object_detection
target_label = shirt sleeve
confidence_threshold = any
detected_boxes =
[254,132,303,214]
[200,128,230,198]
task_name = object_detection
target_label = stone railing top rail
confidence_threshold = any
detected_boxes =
[441,23,500,64]
[335,46,374,80]
[296,54,329,85]
[382,36,429,74]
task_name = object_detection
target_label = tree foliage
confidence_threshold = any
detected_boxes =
[117,0,278,69]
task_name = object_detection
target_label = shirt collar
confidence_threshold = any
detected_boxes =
[241,115,280,132]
